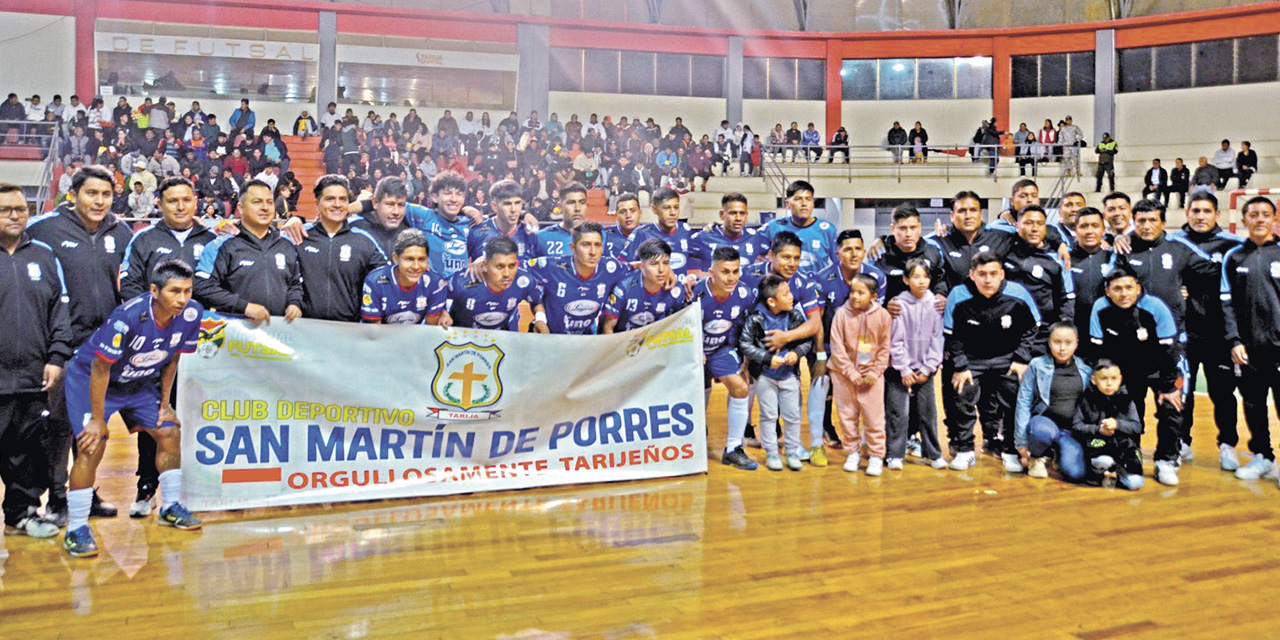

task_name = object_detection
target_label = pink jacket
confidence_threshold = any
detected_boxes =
[829,300,892,380]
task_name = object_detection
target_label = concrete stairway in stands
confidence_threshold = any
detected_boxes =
[281,134,325,218]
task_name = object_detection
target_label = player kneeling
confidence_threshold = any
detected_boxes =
[63,260,204,558]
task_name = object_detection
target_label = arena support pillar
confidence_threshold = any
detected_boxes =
[1094,29,1117,145]
[824,40,841,140]
[74,0,97,102]
[992,35,1011,130]
[317,10,337,117]
[726,36,743,128]
[517,23,550,119]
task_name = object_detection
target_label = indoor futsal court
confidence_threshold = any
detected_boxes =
[3,0,1280,638]
[2,386,1279,639]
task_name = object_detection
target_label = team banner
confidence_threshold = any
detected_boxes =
[178,306,707,511]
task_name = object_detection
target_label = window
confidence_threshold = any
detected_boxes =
[744,57,768,99]
[1011,56,1038,98]
[550,47,583,92]
[879,59,915,99]
[691,54,725,98]
[1154,44,1191,90]
[1069,51,1095,95]
[956,57,992,98]
[840,60,876,100]
[1037,54,1067,96]
[769,58,797,100]
[583,49,619,93]
[620,51,656,95]
[1238,35,1279,84]
[1119,47,1153,92]
[656,53,691,97]
[917,59,954,99]
[796,59,826,100]
[1194,39,1234,87]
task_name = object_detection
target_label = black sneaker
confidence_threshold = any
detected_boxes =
[722,446,759,470]
[90,489,118,518]
[45,502,68,528]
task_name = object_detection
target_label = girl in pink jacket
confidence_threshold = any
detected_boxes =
[829,274,893,476]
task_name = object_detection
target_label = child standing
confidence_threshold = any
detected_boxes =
[887,259,946,469]
[830,274,893,475]
[1070,360,1145,490]
[739,274,814,471]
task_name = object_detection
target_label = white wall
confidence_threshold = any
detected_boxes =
[0,12,75,100]
[1010,95,1094,141]
[548,91,725,139]
[841,99,992,147]
[1115,82,1280,147]
[743,99,824,136]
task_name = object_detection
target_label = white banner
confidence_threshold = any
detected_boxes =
[97,33,319,62]
[178,306,707,511]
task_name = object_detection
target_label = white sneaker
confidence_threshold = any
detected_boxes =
[843,453,861,472]
[1179,440,1194,462]
[886,457,904,470]
[1091,455,1116,473]
[931,457,949,469]
[866,456,884,476]
[1219,444,1241,472]
[1027,457,1048,478]
[130,495,157,518]
[1155,460,1180,486]
[1002,453,1024,473]
[4,513,59,539]
[949,451,977,470]
[1234,454,1275,480]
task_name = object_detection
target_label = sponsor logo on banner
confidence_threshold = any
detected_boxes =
[627,326,696,357]
[430,342,504,417]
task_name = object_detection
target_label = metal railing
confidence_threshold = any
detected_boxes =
[0,119,61,211]
[760,142,1082,195]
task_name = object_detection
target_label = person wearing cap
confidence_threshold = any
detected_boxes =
[126,161,157,195]
[1094,133,1118,193]
[1058,116,1085,178]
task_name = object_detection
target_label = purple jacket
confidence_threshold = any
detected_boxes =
[889,290,943,377]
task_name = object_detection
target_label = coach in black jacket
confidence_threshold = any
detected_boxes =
[195,180,303,322]
[119,177,217,299]
[0,184,72,536]
[298,175,386,322]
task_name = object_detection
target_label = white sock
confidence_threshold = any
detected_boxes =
[67,488,92,531]
[159,469,182,508]
[808,375,830,447]
[725,396,749,451]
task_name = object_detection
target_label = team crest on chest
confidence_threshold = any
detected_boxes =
[27,262,41,281]
[103,236,116,253]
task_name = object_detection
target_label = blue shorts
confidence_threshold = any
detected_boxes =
[64,370,163,438]
[704,347,743,380]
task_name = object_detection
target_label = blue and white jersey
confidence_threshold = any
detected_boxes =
[445,269,543,332]
[689,224,768,271]
[360,264,447,324]
[814,262,888,318]
[603,271,688,332]
[692,278,754,355]
[68,293,202,391]
[759,216,838,275]
[531,225,574,259]
[406,203,470,276]
[623,222,696,276]
[467,218,536,261]
[603,224,635,259]
[529,255,631,334]
[739,262,823,315]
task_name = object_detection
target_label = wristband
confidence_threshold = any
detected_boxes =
[816,352,827,361]
[534,311,547,324]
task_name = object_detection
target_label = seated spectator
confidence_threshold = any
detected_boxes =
[1169,158,1190,208]
[127,180,156,218]
[887,121,907,163]
[801,123,821,162]
[1237,141,1258,188]
[1212,139,1236,189]
[293,110,318,139]
[228,98,256,137]
[829,126,849,164]
[1191,156,1218,195]
[63,125,93,166]
[688,147,713,191]
[784,121,802,161]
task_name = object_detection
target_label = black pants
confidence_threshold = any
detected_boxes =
[944,366,1018,454]
[1215,169,1234,190]
[1184,345,1238,448]
[885,369,941,460]
[1,393,50,526]
[1095,163,1115,192]
[1170,187,1187,208]
[1129,374,1185,463]
[1239,169,1254,189]
[1237,348,1278,461]
[1142,185,1168,205]
[827,147,848,163]
[1079,431,1144,477]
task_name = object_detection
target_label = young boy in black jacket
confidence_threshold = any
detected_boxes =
[1071,360,1145,490]
[739,273,814,471]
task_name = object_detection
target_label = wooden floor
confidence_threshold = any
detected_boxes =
[2,387,1279,639]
